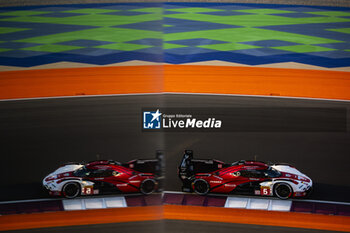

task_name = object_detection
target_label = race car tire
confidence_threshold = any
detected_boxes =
[274,182,293,200]
[62,182,81,199]
[193,179,210,195]
[140,179,156,195]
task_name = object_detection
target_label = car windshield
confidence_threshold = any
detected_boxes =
[73,166,90,177]
[264,167,281,178]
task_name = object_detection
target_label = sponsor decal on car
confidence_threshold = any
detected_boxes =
[129,180,141,183]
[261,186,272,196]
[210,180,222,184]
[83,186,93,195]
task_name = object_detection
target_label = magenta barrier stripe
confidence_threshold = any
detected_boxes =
[0,200,64,215]
[291,201,350,216]
[1,193,349,217]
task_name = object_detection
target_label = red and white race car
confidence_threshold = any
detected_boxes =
[178,150,312,199]
[43,152,163,198]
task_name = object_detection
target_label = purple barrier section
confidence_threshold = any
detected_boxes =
[291,201,350,216]
[125,194,162,207]
[205,196,227,207]
[125,196,146,206]
[1,194,349,217]
[163,193,184,205]
[145,194,162,206]
[0,200,63,215]
[184,195,206,206]
[163,193,226,207]
[338,205,350,216]
[291,201,314,213]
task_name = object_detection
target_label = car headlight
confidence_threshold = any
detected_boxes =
[45,175,57,181]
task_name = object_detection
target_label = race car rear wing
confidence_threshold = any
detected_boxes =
[178,150,229,180]
[123,150,164,177]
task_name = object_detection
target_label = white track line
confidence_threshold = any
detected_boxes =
[293,199,350,205]
[0,198,59,204]
[1,92,349,103]
[0,93,162,102]
[2,191,349,206]
[0,193,145,204]
[163,92,350,103]
[163,190,350,205]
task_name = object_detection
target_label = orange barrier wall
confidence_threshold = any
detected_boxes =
[0,65,349,100]
[163,205,350,232]
[1,205,350,232]
[0,206,163,231]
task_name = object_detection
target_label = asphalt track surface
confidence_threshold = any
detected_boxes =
[0,94,349,202]
[0,220,343,233]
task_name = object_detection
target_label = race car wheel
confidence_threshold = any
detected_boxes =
[62,182,81,199]
[274,183,293,200]
[140,179,156,195]
[193,179,209,195]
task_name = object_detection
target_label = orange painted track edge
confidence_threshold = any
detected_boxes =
[0,65,164,100]
[1,65,350,101]
[1,205,350,232]
[163,65,350,101]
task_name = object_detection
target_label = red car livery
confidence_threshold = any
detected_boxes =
[43,151,163,198]
[178,150,312,199]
